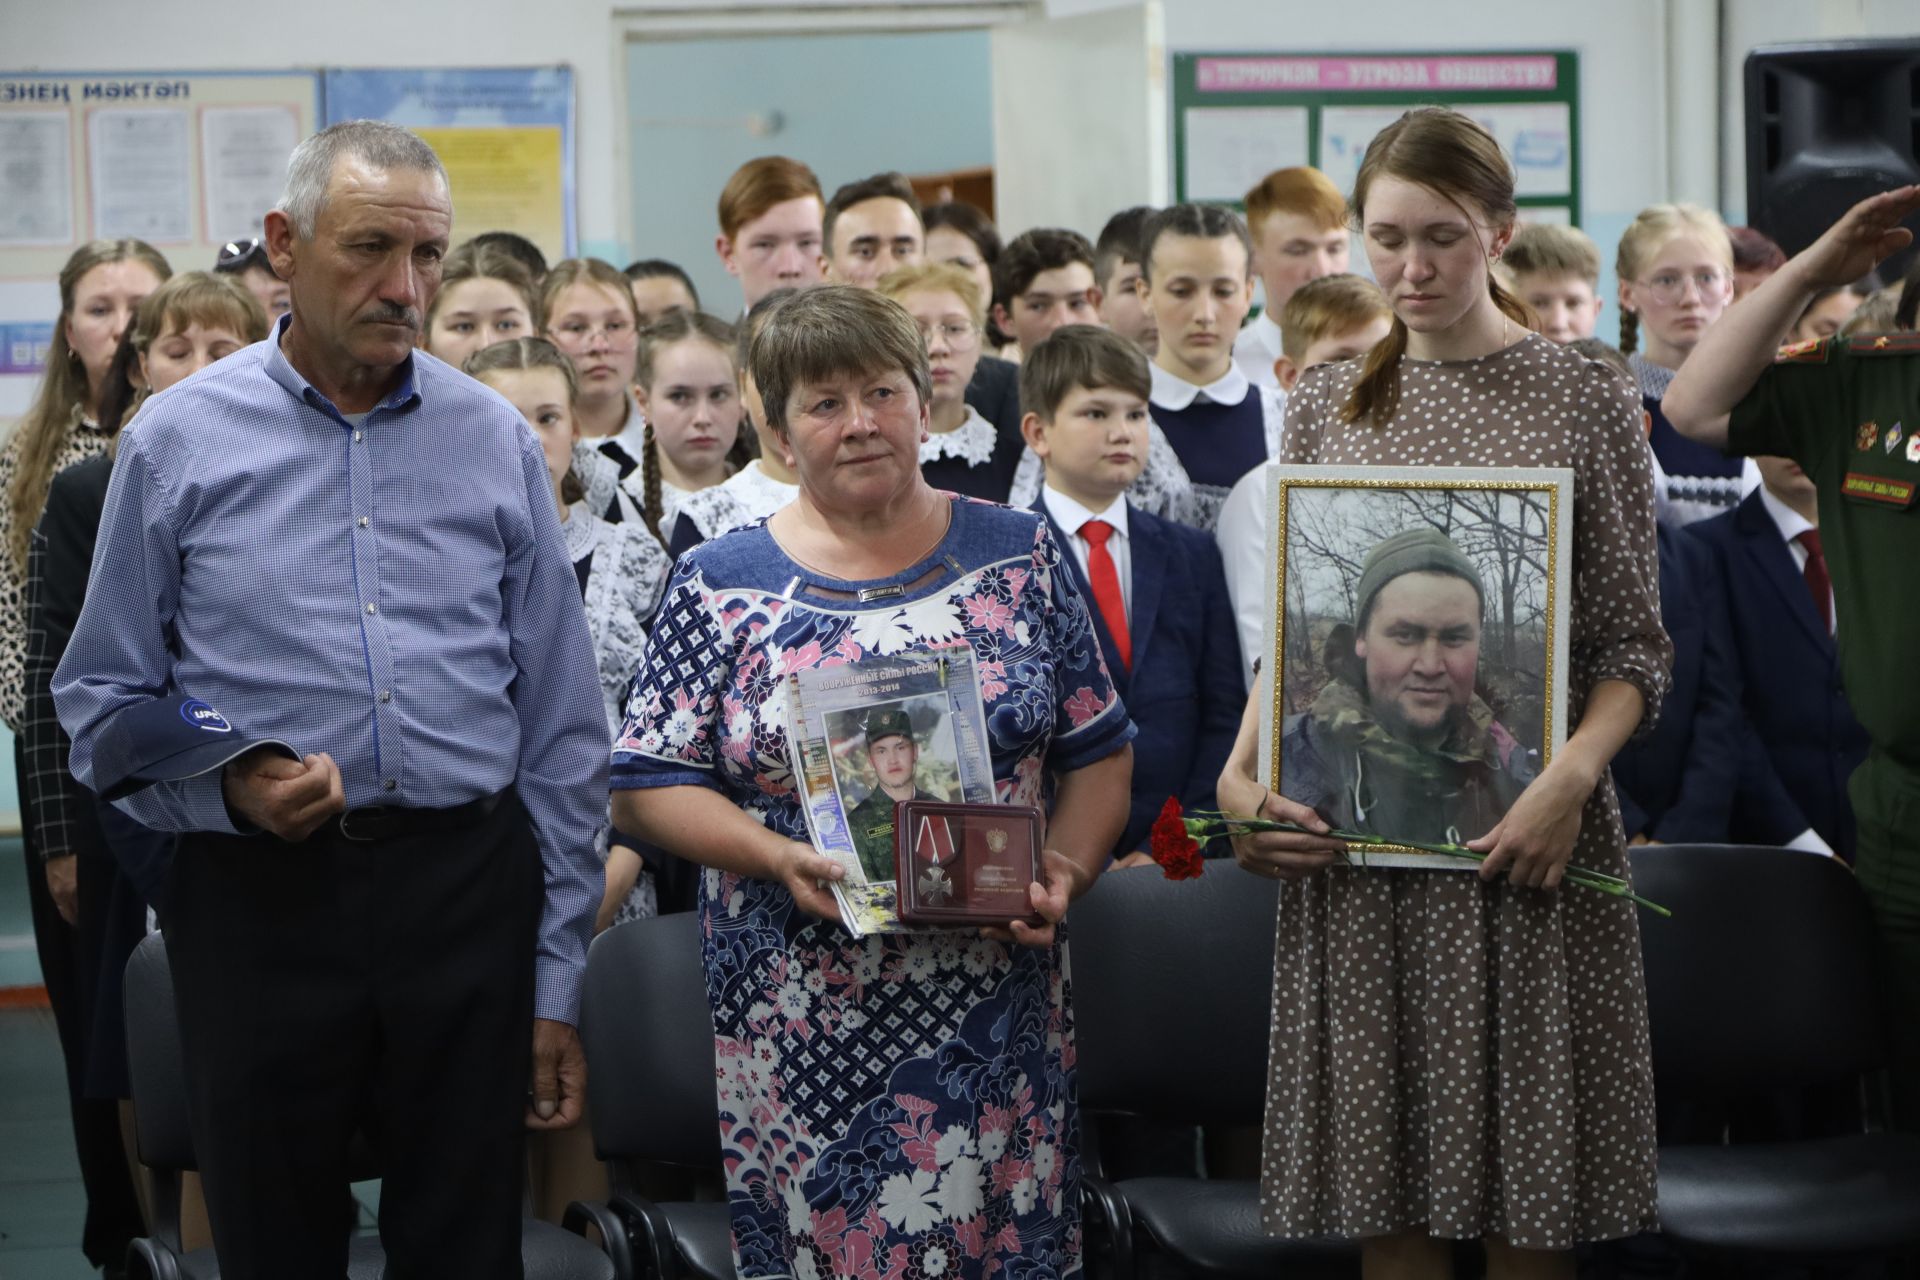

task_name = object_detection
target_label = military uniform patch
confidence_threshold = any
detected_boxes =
[1908,434,1920,464]
[1859,421,1881,452]
[1850,332,1920,356]
[1775,337,1829,363]
[1842,472,1918,507]
[1888,423,1905,454]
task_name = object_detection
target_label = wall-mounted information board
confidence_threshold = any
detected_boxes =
[0,70,322,281]
[324,67,576,266]
[1171,51,1580,225]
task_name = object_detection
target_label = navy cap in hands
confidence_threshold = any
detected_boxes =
[92,696,299,802]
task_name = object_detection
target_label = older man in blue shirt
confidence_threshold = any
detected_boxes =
[54,120,607,1279]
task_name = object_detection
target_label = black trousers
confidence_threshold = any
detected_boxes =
[164,791,542,1280]
[14,737,145,1266]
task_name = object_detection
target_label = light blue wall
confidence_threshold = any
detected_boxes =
[624,28,994,310]
[1,727,16,834]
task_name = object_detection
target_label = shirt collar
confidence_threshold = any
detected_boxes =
[1757,481,1816,545]
[1149,359,1250,411]
[1042,484,1130,542]
[1252,309,1283,352]
[262,312,424,423]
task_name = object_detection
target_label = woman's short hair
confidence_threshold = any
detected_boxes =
[875,262,985,327]
[750,285,931,435]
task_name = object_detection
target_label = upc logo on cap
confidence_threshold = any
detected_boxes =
[179,699,232,734]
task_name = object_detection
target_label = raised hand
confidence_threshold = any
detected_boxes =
[1793,185,1920,288]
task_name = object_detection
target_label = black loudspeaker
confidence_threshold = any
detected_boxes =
[1745,39,1920,281]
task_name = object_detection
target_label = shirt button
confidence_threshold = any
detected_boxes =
[383,779,397,792]
[365,602,377,615]
[358,516,369,528]
[353,430,363,443]
[379,690,392,703]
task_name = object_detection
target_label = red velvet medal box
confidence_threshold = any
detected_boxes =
[893,801,1044,928]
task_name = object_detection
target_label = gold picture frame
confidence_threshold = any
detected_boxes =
[1256,465,1575,869]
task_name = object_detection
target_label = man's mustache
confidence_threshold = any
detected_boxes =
[357,303,420,329]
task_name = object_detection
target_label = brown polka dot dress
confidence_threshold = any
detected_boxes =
[1261,333,1672,1250]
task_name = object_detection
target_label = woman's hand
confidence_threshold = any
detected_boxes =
[772,840,848,922]
[1228,789,1347,881]
[981,849,1087,949]
[1467,759,1593,889]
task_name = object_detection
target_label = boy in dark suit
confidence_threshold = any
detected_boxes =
[1019,325,1243,861]
[1688,453,1870,858]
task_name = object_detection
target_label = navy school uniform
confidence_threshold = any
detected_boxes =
[1610,523,1755,842]
[1688,490,1870,859]
[1146,361,1284,530]
[1034,493,1243,858]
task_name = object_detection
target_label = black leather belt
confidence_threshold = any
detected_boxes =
[329,789,508,844]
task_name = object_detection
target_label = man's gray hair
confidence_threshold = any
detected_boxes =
[275,120,449,240]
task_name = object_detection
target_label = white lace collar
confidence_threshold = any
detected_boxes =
[919,404,999,468]
[571,440,623,520]
[563,500,604,561]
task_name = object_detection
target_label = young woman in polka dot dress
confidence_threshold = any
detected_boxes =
[1217,107,1672,1278]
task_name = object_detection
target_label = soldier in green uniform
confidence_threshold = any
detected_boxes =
[1666,182,1920,1129]
[845,708,942,882]
[1280,527,1534,846]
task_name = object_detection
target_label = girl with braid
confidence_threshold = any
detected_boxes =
[631,310,749,542]
[1614,204,1747,525]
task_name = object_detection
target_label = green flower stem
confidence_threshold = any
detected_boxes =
[1186,813,1671,918]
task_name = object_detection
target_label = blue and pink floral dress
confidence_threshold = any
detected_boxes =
[612,495,1135,1280]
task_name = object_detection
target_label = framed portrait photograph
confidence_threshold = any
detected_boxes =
[1255,465,1574,869]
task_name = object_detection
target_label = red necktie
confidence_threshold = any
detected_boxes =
[1080,519,1131,671]
[1797,529,1832,632]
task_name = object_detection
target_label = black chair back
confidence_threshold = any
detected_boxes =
[581,914,724,1170]
[125,932,195,1171]
[1632,844,1888,1097]
[1069,865,1280,1125]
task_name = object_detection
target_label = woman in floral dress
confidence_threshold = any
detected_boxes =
[612,285,1135,1280]
[1220,108,1672,1278]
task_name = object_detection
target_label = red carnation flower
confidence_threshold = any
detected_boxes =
[1148,797,1206,880]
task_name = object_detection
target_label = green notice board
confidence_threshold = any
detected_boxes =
[1171,51,1580,225]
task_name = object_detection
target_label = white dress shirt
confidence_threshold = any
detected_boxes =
[1041,486,1132,619]
[1752,483,1838,856]
[1213,462,1273,689]
[1232,310,1284,390]
[1758,485,1827,637]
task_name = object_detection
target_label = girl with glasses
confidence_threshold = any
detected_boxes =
[541,258,648,477]
[877,262,1026,501]
[1616,204,1745,525]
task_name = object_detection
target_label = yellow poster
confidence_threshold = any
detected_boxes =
[415,126,565,266]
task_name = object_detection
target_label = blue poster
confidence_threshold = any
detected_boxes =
[323,67,576,258]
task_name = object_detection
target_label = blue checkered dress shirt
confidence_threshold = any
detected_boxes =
[53,316,610,1025]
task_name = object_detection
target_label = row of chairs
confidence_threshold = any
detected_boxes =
[122,844,1920,1278]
